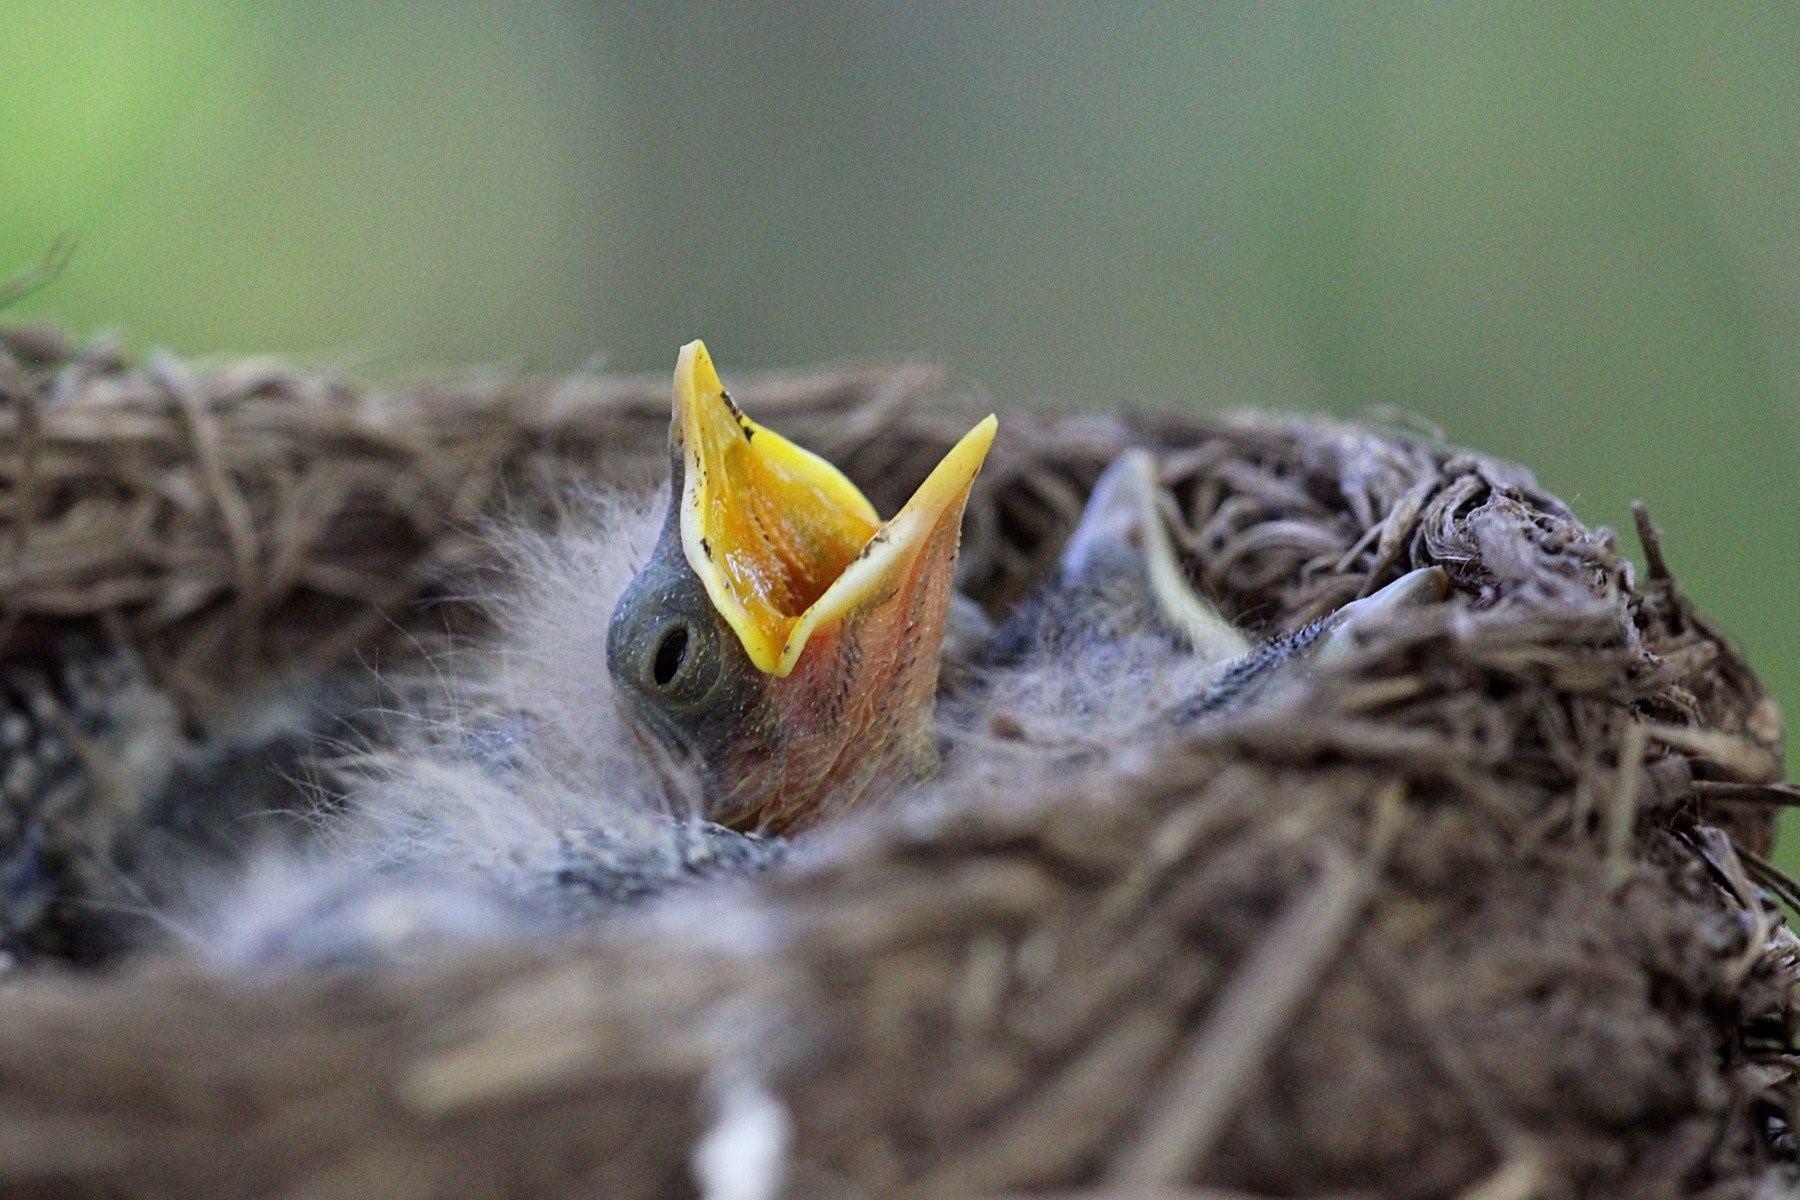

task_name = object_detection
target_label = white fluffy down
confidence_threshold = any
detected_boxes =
[340,488,704,867]
[195,488,705,969]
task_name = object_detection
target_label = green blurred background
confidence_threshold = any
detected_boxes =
[2,2,1794,854]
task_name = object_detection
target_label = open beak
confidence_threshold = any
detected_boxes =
[669,339,995,830]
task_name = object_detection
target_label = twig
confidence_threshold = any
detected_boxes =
[1692,780,1800,808]
[1683,825,1776,985]
[152,351,265,672]
[0,237,77,313]
[1456,1151,1552,1200]
[1737,847,1800,915]
[1630,500,1671,582]
[1642,722,1782,784]
[1604,722,1648,891]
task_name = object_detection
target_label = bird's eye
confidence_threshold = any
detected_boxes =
[649,621,691,689]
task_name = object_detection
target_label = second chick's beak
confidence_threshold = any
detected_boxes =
[608,340,997,835]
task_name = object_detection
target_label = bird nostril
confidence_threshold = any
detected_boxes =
[651,624,690,688]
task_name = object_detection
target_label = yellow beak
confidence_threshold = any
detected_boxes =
[673,339,997,677]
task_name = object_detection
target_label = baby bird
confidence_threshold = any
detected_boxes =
[963,448,1446,746]
[606,340,997,835]
[980,450,1247,665]
[193,344,1000,968]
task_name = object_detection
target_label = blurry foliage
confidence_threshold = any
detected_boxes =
[2,1,1795,860]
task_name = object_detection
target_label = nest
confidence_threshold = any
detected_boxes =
[0,325,1794,1199]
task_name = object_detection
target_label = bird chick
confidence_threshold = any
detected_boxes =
[961,448,1447,747]
[983,449,1249,665]
[959,449,1248,748]
[607,340,997,835]
[174,344,997,970]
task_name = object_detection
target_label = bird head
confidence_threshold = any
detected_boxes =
[608,340,996,834]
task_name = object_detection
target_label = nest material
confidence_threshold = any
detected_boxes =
[0,326,1795,1199]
